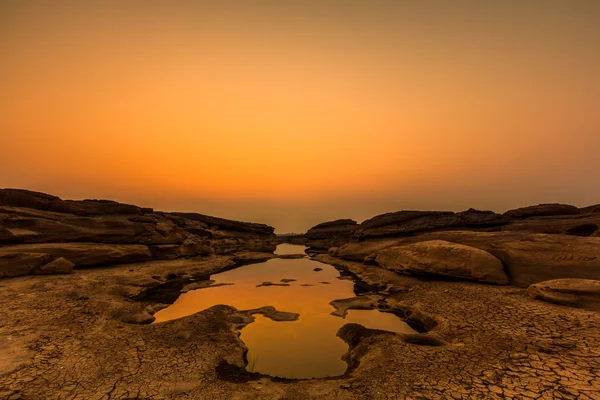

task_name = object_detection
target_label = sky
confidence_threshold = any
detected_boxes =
[1,1,599,233]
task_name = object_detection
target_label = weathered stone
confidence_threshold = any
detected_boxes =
[356,209,509,239]
[527,279,600,310]
[374,240,508,284]
[504,203,580,219]
[121,311,155,325]
[0,252,53,278]
[0,188,143,215]
[335,231,600,287]
[0,243,152,268]
[33,257,75,275]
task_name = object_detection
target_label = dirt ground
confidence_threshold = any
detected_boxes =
[1,254,599,399]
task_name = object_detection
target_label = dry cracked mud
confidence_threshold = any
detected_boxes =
[1,254,600,399]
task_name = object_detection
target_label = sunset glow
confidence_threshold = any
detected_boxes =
[2,1,599,231]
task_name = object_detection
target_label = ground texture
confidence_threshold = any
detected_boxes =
[1,254,600,399]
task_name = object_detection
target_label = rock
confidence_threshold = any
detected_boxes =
[306,219,359,240]
[498,213,600,236]
[0,206,189,245]
[356,209,509,239]
[581,204,600,214]
[0,252,53,278]
[305,219,358,249]
[313,267,323,272]
[121,311,155,325]
[247,306,299,321]
[148,244,181,260]
[374,240,508,284]
[0,188,143,215]
[180,235,214,257]
[337,239,405,262]
[344,231,600,287]
[256,281,290,287]
[565,224,598,237]
[527,279,600,311]
[0,243,152,268]
[330,295,381,317]
[280,279,296,283]
[503,203,580,219]
[33,257,75,275]
[0,226,15,242]
[168,212,274,236]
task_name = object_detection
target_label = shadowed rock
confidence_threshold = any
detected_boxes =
[0,243,152,268]
[0,252,53,278]
[33,257,75,275]
[503,203,580,218]
[527,279,600,311]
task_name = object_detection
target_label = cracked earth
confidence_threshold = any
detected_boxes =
[1,254,599,399]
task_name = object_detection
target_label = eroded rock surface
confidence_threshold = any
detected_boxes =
[0,188,277,278]
[374,240,508,284]
[528,279,600,311]
[504,203,580,218]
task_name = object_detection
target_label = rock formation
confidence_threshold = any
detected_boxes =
[306,202,600,286]
[527,278,600,311]
[374,240,508,284]
[305,219,358,250]
[0,188,277,278]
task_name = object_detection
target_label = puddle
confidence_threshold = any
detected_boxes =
[273,243,307,255]
[154,244,416,379]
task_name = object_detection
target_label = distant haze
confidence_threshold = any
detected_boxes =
[1,1,599,233]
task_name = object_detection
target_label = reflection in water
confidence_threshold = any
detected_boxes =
[154,245,415,379]
[273,243,307,255]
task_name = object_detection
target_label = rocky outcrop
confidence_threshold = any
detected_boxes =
[356,209,510,239]
[0,206,189,245]
[0,188,145,216]
[336,231,600,287]
[168,212,274,236]
[0,188,277,278]
[373,240,508,284]
[500,213,600,237]
[503,203,580,219]
[0,252,54,278]
[0,243,152,268]
[581,204,600,214]
[527,279,600,311]
[304,219,358,250]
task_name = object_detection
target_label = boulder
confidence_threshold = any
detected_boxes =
[0,252,53,278]
[0,243,152,268]
[527,279,600,311]
[33,257,75,275]
[374,240,508,284]
[503,203,580,219]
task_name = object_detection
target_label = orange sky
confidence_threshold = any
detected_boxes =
[1,1,599,232]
